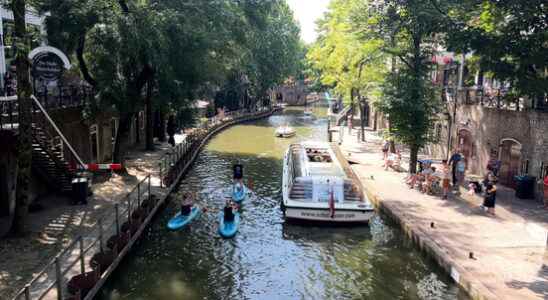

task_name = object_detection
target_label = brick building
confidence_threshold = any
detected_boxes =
[424,54,548,197]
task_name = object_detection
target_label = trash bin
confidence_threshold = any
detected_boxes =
[514,175,535,199]
[72,178,89,205]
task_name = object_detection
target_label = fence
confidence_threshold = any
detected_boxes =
[12,175,153,300]
[11,105,275,300]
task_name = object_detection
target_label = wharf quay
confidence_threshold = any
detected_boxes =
[333,126,547,300]
[6,107,279,300]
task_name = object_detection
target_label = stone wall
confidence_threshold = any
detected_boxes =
[425,100,548,194]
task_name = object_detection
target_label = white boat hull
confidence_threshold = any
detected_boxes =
[284,207,373,223]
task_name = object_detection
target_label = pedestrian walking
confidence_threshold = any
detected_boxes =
[483,178,497,215]
[441,160,451,199]
[382,139,390,160]
[456,159,466,186]
[448,150,462,186]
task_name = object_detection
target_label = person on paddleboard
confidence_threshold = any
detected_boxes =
[233,164,244,184]
[181,192,193,216]
[224,200,236,222]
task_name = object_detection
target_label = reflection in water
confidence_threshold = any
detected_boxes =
[99,104,465,300]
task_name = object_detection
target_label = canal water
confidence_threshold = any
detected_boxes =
[99,106,466,300]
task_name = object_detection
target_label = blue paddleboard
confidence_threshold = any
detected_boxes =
[232,184,247,203]
[218,211,240,238]
[167,207,200,230]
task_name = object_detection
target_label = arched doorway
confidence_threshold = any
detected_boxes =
[499,139,522,188]
[457,129,474,172]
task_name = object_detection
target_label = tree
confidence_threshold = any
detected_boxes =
[10,0,34,235]
[442,0,548,105]
[352,1,445,173]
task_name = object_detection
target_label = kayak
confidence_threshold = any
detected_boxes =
[218,211,240,238]
[232,184,247,203]
[167,207,200,230]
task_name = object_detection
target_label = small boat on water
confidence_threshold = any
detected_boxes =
[167,207,201,230]
[275,125,296,138]
[281,141,374,223]
[218,211,240,238]
[232,182,247,203]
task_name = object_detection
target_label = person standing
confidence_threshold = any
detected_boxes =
[166,114,176,146]
[382,140,390,160]
[441,160,451,199]
[448,150,462,186]
[483,179,497,215]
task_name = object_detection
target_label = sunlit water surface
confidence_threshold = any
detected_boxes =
[99,105,466,300]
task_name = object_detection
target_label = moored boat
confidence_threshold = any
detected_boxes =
[281,142,374,223]
[275,125,296,138]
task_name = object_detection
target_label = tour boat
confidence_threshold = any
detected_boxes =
[275,125,296,138]
[281,142,374,223]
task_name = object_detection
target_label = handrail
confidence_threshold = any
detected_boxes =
[30,94,86,169]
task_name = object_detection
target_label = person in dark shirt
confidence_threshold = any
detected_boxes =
[224,200,235,222]
[233,164,243,182]
[166,114,176,146]
[180,192,193,216]
[448,150,462,186]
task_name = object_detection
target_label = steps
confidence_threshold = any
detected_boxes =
[31,125,76,194]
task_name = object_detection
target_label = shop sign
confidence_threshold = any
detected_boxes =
[28,46,71,82]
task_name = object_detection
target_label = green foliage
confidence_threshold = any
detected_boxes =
[443,0,548,101]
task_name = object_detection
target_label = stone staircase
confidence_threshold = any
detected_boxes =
[31,125,76,194]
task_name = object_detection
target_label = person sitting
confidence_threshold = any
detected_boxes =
[180,192,193,216]
[224,200,235,222]
[385,150,402,171]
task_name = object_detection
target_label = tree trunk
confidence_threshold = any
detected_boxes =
[373,110,378,131]
[10,0,33,236]
[112,114,132,164]
[145,80,154,151]
[409,144,419,174]
[158,111,166,142]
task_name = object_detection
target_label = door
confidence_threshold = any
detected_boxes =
[499,139,521,188]
[458,129,474,172]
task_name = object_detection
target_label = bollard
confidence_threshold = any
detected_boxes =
[148,175,151,202]
[137,183,141,207]
[98,219,104,252]
[159,163,163,188]
[79,237,85,274]
[115,204,120,236]
[55,257,63,300]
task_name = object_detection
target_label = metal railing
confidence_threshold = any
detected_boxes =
[12,175,153,300]
[159,107,272,188]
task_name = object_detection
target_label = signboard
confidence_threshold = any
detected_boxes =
[28,46,71,83]
[31,52,64,81]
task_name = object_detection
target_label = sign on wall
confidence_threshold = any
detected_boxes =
[28,46,70,82]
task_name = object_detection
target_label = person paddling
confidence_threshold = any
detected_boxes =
[224,200,236,222]
[180,192,193,216]
[233,163,244,184]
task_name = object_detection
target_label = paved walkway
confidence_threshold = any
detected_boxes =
[0,134,184,299]
[336,127,547,300]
